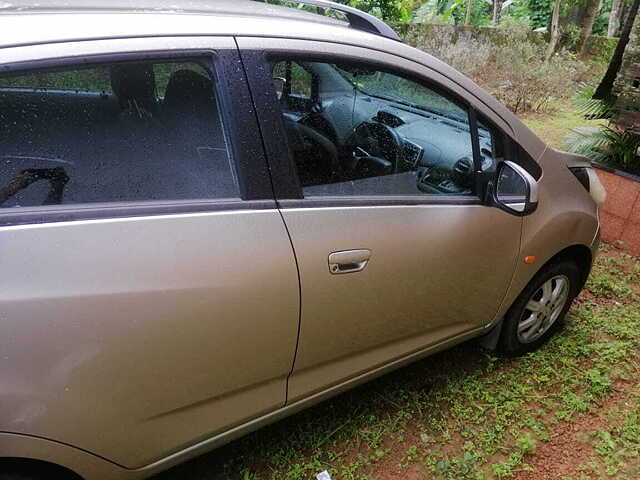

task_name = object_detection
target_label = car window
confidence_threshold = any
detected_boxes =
[269,59,476,197]
[477,116,505,175]
[272,60,313,101]
[0,58,237,209]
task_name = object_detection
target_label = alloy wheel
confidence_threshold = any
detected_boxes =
[517,275,570,344]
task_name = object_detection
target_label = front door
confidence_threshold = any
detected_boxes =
[240,39,524,402]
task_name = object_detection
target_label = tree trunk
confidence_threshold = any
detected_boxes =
[492,0,503,25]
[545,0,562,62]
[465,0,473,25]
[594,0,640,98]
[578,0,602,56]
[609,0,624,37]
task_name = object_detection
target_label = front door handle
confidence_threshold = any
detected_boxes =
[328,249,371,274]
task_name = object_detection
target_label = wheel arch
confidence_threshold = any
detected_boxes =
[537,244,593,296]
[478,243,593,351]
[0,432,126,480]
[0,457,84,480]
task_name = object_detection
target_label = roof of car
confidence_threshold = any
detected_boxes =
[0,0,343,23]
[0,0,381,51]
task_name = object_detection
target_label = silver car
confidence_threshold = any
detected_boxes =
[0,1,604,479]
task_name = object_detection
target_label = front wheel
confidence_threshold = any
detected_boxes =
[498,260,581,356]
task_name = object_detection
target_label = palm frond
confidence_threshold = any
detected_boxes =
[563,125,640,174]
[573,82,616,120]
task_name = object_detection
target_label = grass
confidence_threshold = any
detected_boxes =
[520,102,608,150]
[155,243,640,480]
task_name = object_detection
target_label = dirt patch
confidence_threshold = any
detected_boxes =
[513,388,628,480]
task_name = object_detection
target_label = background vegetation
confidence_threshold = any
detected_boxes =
[267,0,639,174]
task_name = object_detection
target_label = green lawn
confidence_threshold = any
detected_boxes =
[520,105,607,150]
[156,244,640,480]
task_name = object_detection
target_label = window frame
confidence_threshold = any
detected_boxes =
[0,46,274,227]
[242,48,487,206]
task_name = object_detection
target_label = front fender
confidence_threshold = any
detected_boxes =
[492,147,599,323]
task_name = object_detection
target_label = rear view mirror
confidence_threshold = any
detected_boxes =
[491,161,538,216]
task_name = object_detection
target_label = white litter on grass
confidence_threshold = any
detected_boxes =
[316,471,332,480]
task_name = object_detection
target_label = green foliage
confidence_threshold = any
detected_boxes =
[574,82,616,119]
[335,0,412,21]
[563,125,640,174]
[498,15,533,30]
[266,0,411,21]
[592,0,612,36]
[406,24,593,113]
[526,0,552,29]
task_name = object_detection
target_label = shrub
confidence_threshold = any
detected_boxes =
[564,126,640,175]
[405,24,597,114]
[408,28,493,79]
[498,16,533,31]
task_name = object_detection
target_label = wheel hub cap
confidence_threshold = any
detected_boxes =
[517,275,570,344]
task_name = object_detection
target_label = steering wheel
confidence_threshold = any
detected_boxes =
[283,118,339,185]
[351,121,403,177]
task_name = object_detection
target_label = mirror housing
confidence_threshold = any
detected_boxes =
[486,161,539,216]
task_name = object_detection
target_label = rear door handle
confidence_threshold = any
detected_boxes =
[328,249,371,274]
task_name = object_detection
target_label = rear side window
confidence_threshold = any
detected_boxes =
[0,57,238,209]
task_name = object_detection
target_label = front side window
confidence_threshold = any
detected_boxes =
[270,59,480,197]
[0,57,237,209]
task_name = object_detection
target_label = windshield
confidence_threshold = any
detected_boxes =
[332,65,468,123]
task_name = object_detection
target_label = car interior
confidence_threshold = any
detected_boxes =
[272,60,501,197]
[0,60,237,208]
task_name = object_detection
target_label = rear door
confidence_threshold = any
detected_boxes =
[239,38,524,402]
[0,38,299,468]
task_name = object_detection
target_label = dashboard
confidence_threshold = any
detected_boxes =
[309,92,496,195]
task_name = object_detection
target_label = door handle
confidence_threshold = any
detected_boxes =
[328,249,371,274]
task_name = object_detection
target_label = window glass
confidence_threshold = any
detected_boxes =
[477,117,506,175]
[272,61,313,100]
[270,59,476,197]
[0,58,237,209]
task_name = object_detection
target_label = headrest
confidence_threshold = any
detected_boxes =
[110,63,157,111]
[163,69,214,111]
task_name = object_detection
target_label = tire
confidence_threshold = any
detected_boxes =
[0,473,36,480]
[498,260,581,356]
[0,464,76,480]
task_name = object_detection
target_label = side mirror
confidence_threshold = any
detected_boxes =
[488,161,539,216]
[272,77,286,100]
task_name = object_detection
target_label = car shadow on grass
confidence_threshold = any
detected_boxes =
[152,339,494,480]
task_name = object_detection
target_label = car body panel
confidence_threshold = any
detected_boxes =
[0,3,600,479]
[280,205,522,401]
[0,210,300,468]
[0,33,302,467]
[492,147,600,321]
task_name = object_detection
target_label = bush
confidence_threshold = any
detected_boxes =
[408,28,493,79]
[405,24,598,114]
[564,126,640,175]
